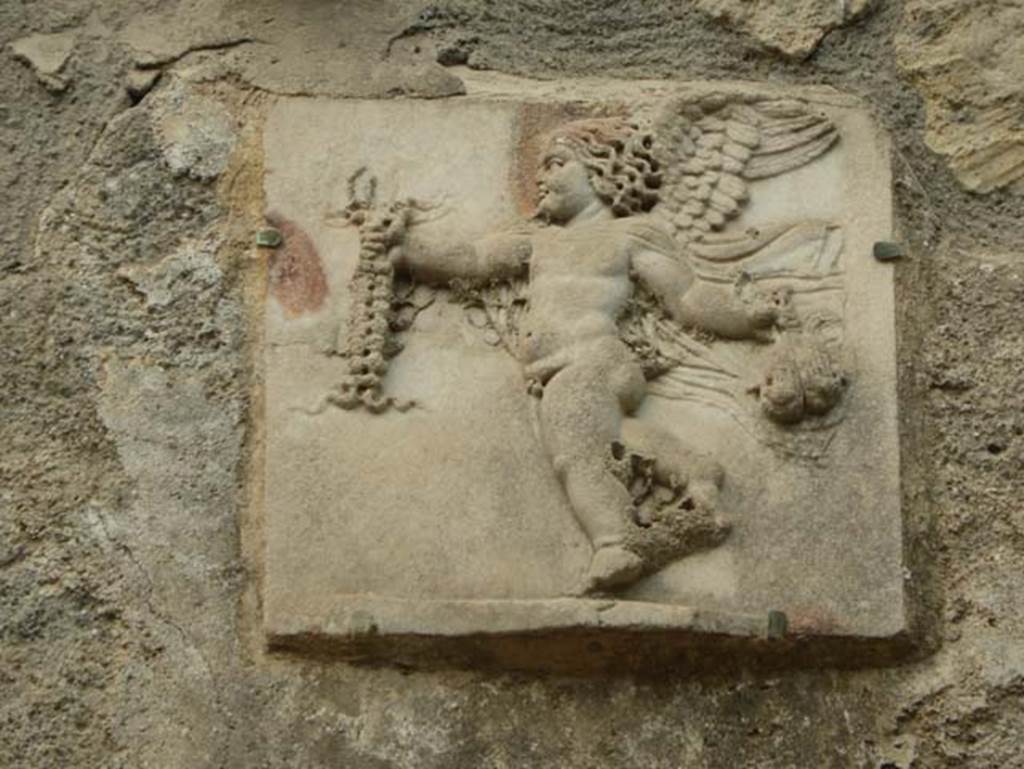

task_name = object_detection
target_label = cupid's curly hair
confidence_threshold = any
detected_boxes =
[546,117,662,217]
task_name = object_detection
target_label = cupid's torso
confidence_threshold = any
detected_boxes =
[518,218,638,367]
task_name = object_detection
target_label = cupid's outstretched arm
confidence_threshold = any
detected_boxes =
[630,231,784,342]
[394,230,532,285]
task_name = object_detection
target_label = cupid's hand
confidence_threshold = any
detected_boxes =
[740,283,796,340]
[358,203,410,247]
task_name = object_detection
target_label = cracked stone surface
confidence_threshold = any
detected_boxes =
[896,0,1024,194]
[149,78,237,180]
[9,31,77,91]
[692,0,874,59]
[3,0,1024,767]
[119,0,465,98]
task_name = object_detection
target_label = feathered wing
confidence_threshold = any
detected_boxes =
[627,96,848,458]
[649,94,840,245]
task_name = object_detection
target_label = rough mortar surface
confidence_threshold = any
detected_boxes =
[2,0,1023,767]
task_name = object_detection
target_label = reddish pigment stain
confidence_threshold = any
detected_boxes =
[265,212,328,317]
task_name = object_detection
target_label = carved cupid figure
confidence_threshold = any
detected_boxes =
[329,97,846,593]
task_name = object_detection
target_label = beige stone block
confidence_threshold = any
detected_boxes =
[259,76,906,671]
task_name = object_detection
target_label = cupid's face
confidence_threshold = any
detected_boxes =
[536,142,600,224]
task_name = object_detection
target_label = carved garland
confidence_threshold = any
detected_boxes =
[324,203,413,414]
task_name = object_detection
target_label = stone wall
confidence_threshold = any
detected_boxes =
[2,1,1022,766]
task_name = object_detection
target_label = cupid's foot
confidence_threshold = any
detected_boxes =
[583,545,644,593]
